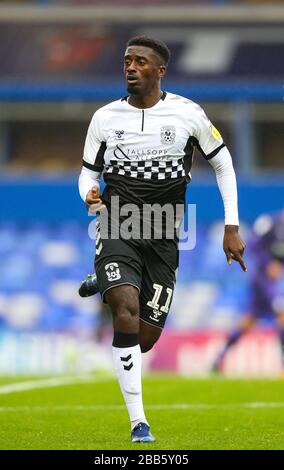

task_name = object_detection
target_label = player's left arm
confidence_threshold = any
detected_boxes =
[209,146,246,272]
[193,108,246,272]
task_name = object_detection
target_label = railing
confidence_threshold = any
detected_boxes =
[0,5,284,23]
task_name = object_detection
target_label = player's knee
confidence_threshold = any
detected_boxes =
[114,302,138,321]
[106,286,139,321]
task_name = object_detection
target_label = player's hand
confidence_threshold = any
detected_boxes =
[223,225,247,272]
[85,187,105,214]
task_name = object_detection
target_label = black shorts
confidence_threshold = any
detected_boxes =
[94,230,179,329]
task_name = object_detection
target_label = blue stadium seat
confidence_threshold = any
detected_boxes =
[0,221,278,332]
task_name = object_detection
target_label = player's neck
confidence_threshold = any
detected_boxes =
[128,89,163,109]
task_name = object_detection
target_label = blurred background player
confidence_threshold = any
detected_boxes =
[212,211,284,374]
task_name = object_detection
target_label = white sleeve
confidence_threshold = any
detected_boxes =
[83,111,105,171]
[192,105,224,158]
[208,146,239,226]
[79,110,105,202]
[78,167,101,202]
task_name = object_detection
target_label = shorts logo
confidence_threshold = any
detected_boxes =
[160,126,176,145]
[149,309,163,322]
[105,262,121,282]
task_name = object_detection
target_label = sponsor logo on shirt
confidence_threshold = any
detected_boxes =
[114,144,168,160]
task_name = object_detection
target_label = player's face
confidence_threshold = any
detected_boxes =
[124,46,165,97]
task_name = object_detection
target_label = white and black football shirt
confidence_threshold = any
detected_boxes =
[82,91,225,234]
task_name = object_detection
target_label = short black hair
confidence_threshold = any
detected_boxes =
[126,36,170,66]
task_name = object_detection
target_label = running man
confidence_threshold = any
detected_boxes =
[78,36,246,442]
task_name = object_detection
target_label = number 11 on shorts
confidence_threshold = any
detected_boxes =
[147,283,173,313]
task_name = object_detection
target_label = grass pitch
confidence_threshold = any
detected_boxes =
[0,374,283,450]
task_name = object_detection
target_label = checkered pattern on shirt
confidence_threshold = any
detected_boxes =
[104,158,185,180]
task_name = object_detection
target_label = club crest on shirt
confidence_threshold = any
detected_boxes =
[160,126,176,145]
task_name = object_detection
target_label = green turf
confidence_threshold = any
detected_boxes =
[0,374,284,450]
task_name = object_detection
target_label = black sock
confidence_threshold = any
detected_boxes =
[112,332,139,348]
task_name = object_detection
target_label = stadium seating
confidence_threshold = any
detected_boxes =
[0,221,255,333]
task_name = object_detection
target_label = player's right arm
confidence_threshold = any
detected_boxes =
[78,112,106,212]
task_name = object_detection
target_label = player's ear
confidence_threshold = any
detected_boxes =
[158,65,166,79]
